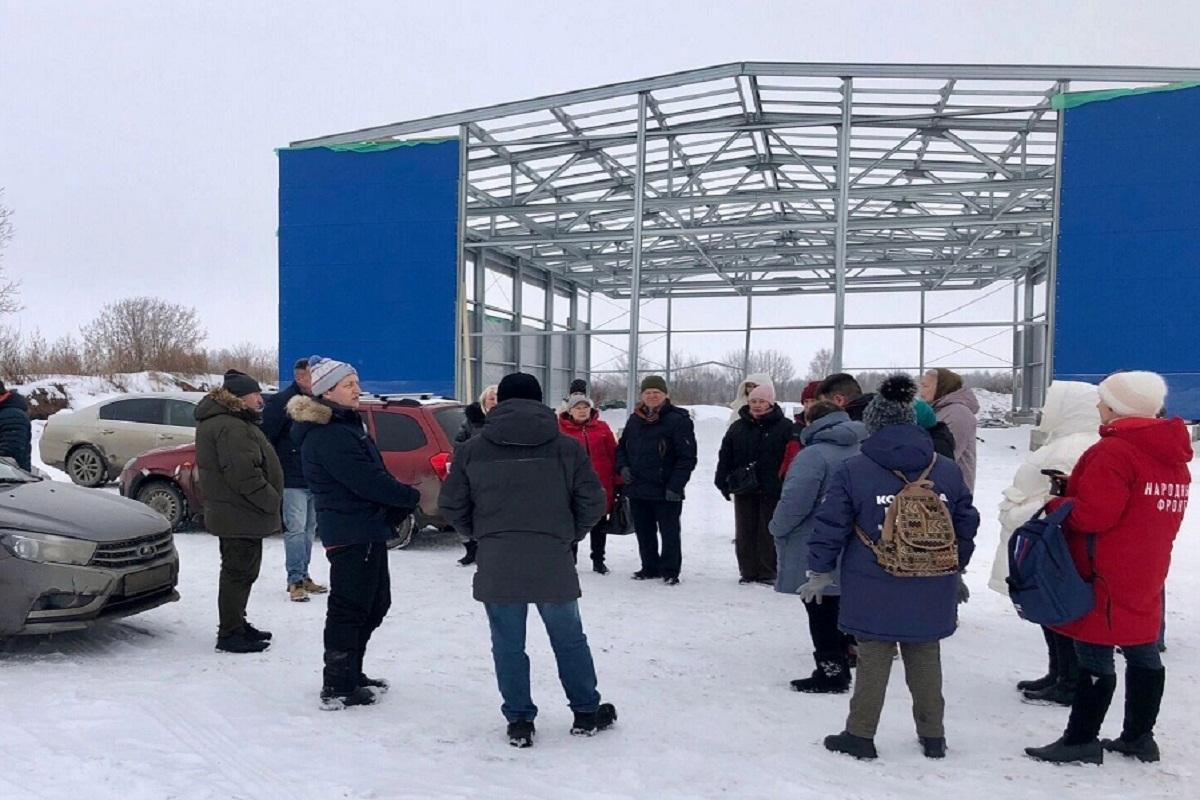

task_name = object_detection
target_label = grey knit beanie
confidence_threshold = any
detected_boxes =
[862,374,918,435]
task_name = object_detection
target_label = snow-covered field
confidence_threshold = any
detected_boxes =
[2,404,1196,800]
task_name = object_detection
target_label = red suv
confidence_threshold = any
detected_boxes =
[118,397,465,547]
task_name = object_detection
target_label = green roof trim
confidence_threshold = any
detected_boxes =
[277,136,458,154]
[1052,81,1200,111]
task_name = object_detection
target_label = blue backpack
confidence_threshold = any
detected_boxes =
[1006,501,1095,627]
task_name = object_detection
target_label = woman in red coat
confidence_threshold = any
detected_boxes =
[1028,371,1192,766]
[559,393,621,574]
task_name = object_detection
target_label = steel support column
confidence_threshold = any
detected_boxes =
[918,289,926,375]
[1043,82,1068,399]
[832,77,853,371]
[626,92,649,411]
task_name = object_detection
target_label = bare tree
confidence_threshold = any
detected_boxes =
[207,342,279,383]
[81,297,207,373]
[722,349,796,386]
[0,190,18,316]
[806,347,834,381]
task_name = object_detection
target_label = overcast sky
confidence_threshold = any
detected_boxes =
[2,1,1198,366]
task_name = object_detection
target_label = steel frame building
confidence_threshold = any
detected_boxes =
[293,62,1200,409]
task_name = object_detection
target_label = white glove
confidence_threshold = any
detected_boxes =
[797,571,835,604]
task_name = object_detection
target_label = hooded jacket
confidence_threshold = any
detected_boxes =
[1050,416,1192,646]
[439,399,607,604]
[934,387,980,491]
[715,404,794,498]
[988,381,1101,596]
[260,381,307,489]
[808,424,980,642]
[288,395,420,547]
[843,392,875,423]
[615,401,698,501]
[769,412,865,595]
[194,388,284,538]
[455,401,487,444]
[0,390,32,472]
[728,373,775,425]
[558,408,621,514]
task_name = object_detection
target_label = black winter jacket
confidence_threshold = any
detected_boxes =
[0,391,32,471]
[454,402,487,444]
[261,382,307,489]
[926,421,957,461]
[439,399,606,604]
[288,395,420,547]
[715,404,795,498]
[194,389,285,538]
[615,401,698,501]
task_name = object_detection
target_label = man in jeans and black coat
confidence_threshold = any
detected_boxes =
[195,370,284,654]
[288,356,420,709]
[439,372,615,748]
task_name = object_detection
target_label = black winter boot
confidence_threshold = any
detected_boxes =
[458,540,477,566]
[242,622,272,642]
[824,731,878,760]
[571,703,618,736]
[321,650,379,710]
[1025,669,1117,765]
[1023,636,1079,706]
[507,720,536,748]
[919,737,947,759]
[790,651,851,694]
[1102,665,1165,763]
[592,558,609,575]
[216,628,270,654]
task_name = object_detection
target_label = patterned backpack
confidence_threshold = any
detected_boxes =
[855,458,960,577]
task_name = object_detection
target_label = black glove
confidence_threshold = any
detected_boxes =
[619,467,635,484]
[664,489,683,503]
[722,491,731,502]
[957,574,970,604]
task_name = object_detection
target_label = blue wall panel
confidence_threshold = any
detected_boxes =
[277,142,459,396]
[1054,87,1200,419]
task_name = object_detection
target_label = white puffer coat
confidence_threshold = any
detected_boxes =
[987,381,1102,595]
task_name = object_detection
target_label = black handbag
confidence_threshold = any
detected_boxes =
[726,461,760,496]
[604,491,635,536]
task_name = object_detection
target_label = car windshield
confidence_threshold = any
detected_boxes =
[433,407,466,443]
[0,459,39,484]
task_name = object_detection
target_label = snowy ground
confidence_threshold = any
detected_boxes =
[2,406,1197,799]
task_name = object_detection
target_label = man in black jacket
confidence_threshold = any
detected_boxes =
[288,356,420,710]
[615,376,697,584]
[262,358,326,602]
[0,381,32,471]
[439,372,614,748]
[817,373,875,422]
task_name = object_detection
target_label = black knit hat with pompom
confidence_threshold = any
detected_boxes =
[863,374,918,435]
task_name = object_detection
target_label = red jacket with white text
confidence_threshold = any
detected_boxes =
[1051,417,1192,646]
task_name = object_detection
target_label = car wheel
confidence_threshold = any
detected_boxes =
[137,481,186,529]
[386,513,417,550]
[66,445,109,488]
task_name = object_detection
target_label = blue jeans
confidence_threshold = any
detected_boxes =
[1074,641,1163,676]
[282,488,317,585]
[484,601,601,723]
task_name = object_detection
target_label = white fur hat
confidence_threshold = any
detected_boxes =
[1098,371,1168,418]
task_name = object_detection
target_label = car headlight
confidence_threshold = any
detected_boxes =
[0,531,97,566]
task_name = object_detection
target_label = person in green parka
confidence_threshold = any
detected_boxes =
[195,369,284,654]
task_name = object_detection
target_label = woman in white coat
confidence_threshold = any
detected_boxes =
[989,381,1101,704]
[728,373,775,425]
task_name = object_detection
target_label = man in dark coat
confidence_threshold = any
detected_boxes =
[288,355,420,710]
[803,375,979,760]
[615,375,698,584]
[195,370,285,654]
[0,381,32,471]
[439,372,613,748]
[262,358,326,601]
[816,373,875,422]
